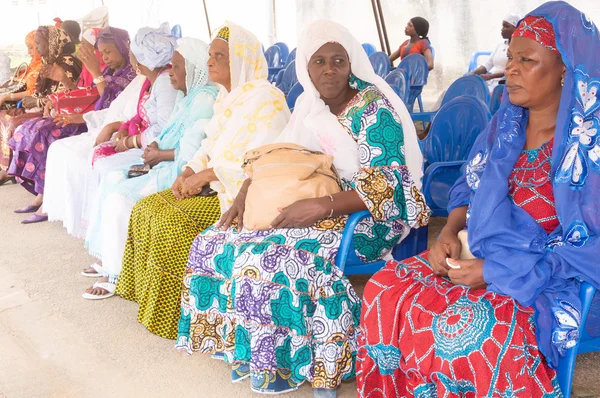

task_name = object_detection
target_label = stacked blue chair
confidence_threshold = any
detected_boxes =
[420,96,491,217]
[362,43,377,57]
[468,50,492,72]
[369,51,391,78]
[171,25,182,39]
[275,60,297,96]
[286,48,296,66]
[273,42,289,66]
[397,54,429,112]
[286,82,303,111]
[384,68,409,104]
[264,45,282,82]
[412,75,490,123]
[490,84,504,115]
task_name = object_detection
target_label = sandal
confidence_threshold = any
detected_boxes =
[0,177,16,186]
[81,263,104,278]
[82,282,115,300]
[14,204,41,214]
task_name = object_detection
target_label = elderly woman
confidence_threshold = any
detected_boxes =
[389,16,434,70]
[0,27,78,184]
[8,27,136,223]
[81,37,218,300]
[357,3,600,396]
[115,22,290,337]
[176,20,428,395]
[470,14,521,92]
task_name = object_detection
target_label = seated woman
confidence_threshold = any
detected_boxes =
[357,4,600,396]
[176,20,429,395]
[470,14,520,92]
[78,28,107,88]
[8,26,136,223]
[0,27,76,184]
[389,16,434,70]
[115,22,290,336]
[81,38,218,300]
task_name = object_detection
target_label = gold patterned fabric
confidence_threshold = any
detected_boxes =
[115,189,220,339]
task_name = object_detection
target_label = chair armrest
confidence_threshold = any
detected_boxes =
[337,210,373,272]
[422,161,465,217]
[16,100,23,108]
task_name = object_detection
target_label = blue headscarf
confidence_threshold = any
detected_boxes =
[448,1,600,368]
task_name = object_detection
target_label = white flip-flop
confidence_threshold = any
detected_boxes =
[81,263,104,278]
[82,282,115,300]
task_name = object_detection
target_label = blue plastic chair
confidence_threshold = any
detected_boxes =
[384,69,409,104]
[286,82,303,111]
[273,42,289,66]
[264,46,282,82]
[490,84,504,115]
[286,48,296,66]
[468,51,492,72]
[397,54,429,112]
[412,75,491,123]
[362,43,377,57]
[369,51,391,78]
[276,60,297,96]
[337,210,428,275]
[420,96,491,216]
[171,24,182,39]
[557,282,600,397]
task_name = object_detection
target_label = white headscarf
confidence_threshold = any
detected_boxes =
[82,28,97,46]
[131,22,177,71]
[276,20,423,186]
[222,21,268,93]
[503,14,522,27]
[175,37,210,95]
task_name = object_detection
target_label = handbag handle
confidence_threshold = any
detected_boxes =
[12,63,28,83]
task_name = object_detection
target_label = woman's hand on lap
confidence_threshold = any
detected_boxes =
[142,143,162,167]
[429,229,462,277]
[270,197,329,229]
[448,258,487,290]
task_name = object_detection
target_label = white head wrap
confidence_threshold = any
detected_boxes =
[175,37,210,94]
[131,22,177,71]
[503,14,522,27]
[276,20,423,186]
[82,28,97,46]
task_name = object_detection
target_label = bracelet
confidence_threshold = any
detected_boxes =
[93,75,105,85]
[327,195,334,218]
[10,93,14,101]
[133,136,140,149]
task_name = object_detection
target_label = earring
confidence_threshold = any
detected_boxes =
[561,76,565,86]
[136,66,141,75]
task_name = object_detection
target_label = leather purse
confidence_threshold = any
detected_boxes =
[49,86,100,115]
[242,142,343,231]
[127,164,151,178]
[0,63,28,95]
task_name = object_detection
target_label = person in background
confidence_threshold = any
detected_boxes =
[389,16,434,70]
[60,20,82,49]
[0,53,11,86]
[78,28,107,88]
[470,14,521,92]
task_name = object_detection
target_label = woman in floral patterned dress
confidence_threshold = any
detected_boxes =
[357,3,600,397]
[176,20,429,395]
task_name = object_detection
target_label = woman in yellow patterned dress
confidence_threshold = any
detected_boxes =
[115,22,290,339]
[175,20,430,395]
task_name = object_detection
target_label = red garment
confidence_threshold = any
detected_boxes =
[513,16,559,54]
[398,39,430,59]
[357,141,560,397]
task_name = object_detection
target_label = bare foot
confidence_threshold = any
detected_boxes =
[85,277,113,296]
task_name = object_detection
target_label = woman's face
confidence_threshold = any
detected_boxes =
[307,42,351,100]
[26,40,35,58]
[207,39,231,89]
[169,51,187,93]
[34,31,49,58]
[129,51,150,76]
[405,20,416,36]
[501,21,516,40]
[505,36,565,109]
[98,41,124,70]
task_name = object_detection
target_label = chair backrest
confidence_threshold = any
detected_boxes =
[276,60,297,95]
[286,48,296,66]
[490,84,504,115]
[286,83,304,111]
[264,46,281,68]
[421,96,491,165]
[171,24,182,39]
[362,43,377,57]
[468,50,492,72]
[384,69,408,104]
[441,75,491,107]
[397,53,429,87]
[273,42,289,66]
[369,51,391,78]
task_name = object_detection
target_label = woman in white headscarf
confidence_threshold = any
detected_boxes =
[470,14,521,92]
[81,38,218,300]
[176,20,429,395]
[114,22,290,337]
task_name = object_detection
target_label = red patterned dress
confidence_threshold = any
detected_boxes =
[357,139,562,397]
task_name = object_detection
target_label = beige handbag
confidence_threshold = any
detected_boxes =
[242,142,343,230]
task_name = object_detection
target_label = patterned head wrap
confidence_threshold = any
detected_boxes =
[130,22,177,71]
[37,26,75,64]
[175,37,210,93]
[513,15,559,54]
[215,26,230,43]
[25,30,41,64]
[96,27,131,67]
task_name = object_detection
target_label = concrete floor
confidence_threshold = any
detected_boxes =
[0,183,598,397]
